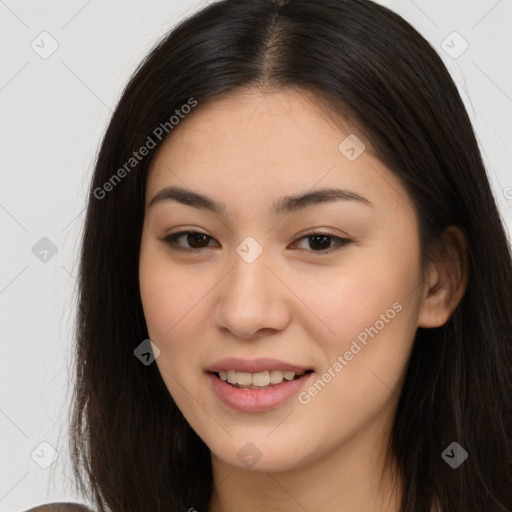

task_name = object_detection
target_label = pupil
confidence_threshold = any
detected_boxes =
[189,233,208,248]
[310,235,331,251]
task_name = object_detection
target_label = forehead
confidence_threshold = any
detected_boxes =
[150,88,360,169]
[145,88,413,217]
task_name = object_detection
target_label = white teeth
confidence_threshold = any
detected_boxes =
[269,369,284,384]
[217,369,304,387]
[252,371,270,386]
[236,372,253,386]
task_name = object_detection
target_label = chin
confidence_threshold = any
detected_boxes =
[208,435,312,473]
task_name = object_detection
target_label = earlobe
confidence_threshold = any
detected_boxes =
[417,226,468,328]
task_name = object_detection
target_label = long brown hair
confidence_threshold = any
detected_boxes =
[70,0,512,510]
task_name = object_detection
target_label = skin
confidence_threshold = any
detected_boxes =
[138,87,468,512]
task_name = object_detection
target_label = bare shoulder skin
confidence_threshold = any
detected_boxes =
[23,503,94,512]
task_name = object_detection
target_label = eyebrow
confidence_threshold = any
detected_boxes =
[149,185,373,215]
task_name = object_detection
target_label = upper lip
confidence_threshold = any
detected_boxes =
[206,357,313,374]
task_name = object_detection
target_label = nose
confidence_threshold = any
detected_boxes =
[214,248,291,340]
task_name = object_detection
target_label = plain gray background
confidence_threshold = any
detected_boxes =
[0,0,511,510]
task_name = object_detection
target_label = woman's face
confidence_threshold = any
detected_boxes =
[139,88,432,472]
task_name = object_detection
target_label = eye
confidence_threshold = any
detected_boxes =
[162,230,352,254]
[292,232,351,253]
[163,231,217,252]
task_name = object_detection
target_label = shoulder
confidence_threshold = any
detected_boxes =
[22,503,95,512]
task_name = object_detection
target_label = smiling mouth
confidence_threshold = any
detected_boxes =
[211,369,314,390]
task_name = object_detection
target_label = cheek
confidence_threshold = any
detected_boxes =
[296,260,410,348]
[139,238,214,364]
[138,247,205,403]
[300,253,420,398]
[140,275,205,354]
[139,238,184,343]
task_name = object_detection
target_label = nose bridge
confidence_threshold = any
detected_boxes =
[214,236,290,338]
[228,236,272,302]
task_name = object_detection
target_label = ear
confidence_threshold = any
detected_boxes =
[417,226,468,328]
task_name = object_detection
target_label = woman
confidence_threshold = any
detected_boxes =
[49,0,512,511]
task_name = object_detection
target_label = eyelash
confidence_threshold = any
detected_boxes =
[162,230,352,255]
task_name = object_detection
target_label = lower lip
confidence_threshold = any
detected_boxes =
[206,371,314,412]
